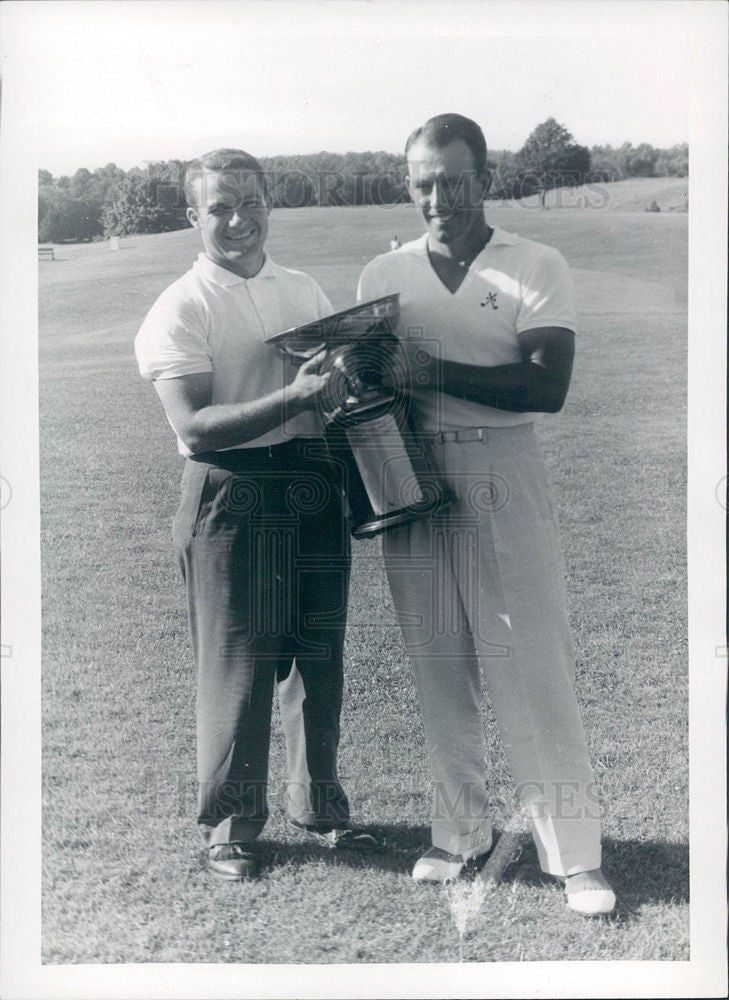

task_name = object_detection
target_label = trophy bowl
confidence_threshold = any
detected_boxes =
[267,293,401,362]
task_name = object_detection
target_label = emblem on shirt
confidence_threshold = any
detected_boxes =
[480,292,498,309]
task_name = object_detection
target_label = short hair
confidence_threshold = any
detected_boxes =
[184,149,268,207]
[405,114,488,177]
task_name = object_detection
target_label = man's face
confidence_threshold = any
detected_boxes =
[407,138,488,248]
[186,168,269,277]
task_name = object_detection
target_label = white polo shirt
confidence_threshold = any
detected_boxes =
[357,228,577,431]
[135,253,333,453]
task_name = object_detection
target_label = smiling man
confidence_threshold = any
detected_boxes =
[135,149,381,881]
[358,114,615,914]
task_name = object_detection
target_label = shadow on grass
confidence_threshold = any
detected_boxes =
[227,822,433,878]
[496,834,688,920]
[201,821,688,918]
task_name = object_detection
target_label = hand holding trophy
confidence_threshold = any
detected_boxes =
[267,295,452,538]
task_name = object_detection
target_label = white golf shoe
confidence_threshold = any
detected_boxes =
[564,868,616,915]
[412,837,493,884]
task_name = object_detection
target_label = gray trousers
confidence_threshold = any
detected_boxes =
[383,424,602,876]
[173,439,351,848]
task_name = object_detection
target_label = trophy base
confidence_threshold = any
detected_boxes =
[351,494,453,540]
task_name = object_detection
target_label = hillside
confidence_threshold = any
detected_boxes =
[502,176,688,213]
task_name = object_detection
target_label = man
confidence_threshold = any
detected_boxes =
[358,114,615,914]
[135,149,380,881]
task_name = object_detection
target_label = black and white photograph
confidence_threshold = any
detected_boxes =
[0,1,726,997]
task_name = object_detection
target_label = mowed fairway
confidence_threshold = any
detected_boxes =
[40,198,688,963]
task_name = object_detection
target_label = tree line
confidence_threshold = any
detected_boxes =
[38,118,688,243]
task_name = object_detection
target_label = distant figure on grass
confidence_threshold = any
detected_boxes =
[134,149,382,882]
[357,113,615,915]
[390,235,401,251]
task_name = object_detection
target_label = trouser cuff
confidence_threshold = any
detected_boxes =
[542,849,603,878]
[199,816,266,849]
[286,780,349,827]
[432,820,493,860]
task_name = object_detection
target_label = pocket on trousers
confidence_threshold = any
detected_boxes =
[171,462,210,545]
[192,468,264,537]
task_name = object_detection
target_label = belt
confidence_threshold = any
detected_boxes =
[430,424,533,444]
[190,438,327,469]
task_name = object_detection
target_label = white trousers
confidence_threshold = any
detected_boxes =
[383,424,601,876]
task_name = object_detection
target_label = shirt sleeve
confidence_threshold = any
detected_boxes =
[515,247,578,335]
[356,258,386,304]
[134,289,213,381]
[314,282,334,319]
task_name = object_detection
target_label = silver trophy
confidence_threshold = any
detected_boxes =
[268,294,452,538]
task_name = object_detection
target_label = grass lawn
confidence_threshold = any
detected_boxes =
[502,176,688,214]
[40,194,688,963]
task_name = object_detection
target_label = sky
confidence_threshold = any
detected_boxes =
[8,0,692,175]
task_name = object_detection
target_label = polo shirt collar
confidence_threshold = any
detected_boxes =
[195,252,278,286]
[487,226,520,247]
[412,225,520,258]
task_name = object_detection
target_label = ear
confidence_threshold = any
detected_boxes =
[186,206,200,229]
[480,168,492,199]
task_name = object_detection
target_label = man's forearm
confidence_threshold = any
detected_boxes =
[421,357,570,413]
[185,388,308,452]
